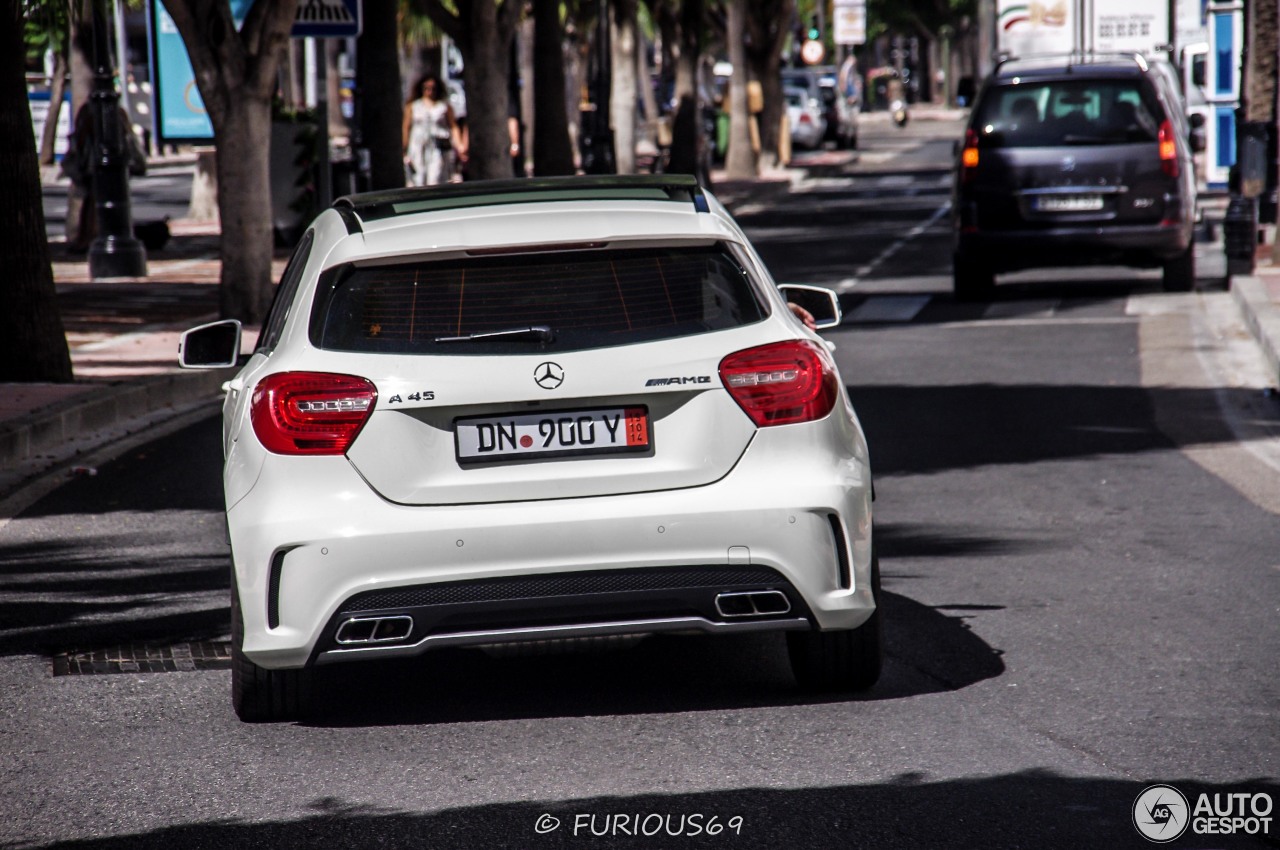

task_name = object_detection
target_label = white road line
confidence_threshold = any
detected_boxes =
[836,203,950,293]
[982,299,1061,319]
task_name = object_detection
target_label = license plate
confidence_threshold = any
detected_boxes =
[1034,194,1104,212]
[456,407,651,463]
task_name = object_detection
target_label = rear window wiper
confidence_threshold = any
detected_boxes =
[434,325,555,344]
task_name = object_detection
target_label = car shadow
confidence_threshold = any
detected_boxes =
[293,581,1004,729]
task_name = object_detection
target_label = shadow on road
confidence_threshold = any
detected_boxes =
[25,772,1279,849]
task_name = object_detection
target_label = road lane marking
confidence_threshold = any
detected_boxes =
[836,203,950,293]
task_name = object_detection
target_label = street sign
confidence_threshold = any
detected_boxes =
[292,0,361,38]
[834,0,867,45]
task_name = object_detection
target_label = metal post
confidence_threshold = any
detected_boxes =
[88,0,146,278]
[314,37,332,209]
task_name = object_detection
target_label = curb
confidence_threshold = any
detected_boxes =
[1231,274,1280,386]
[0,369,233,495]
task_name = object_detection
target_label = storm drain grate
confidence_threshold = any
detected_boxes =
[52,642,232,676]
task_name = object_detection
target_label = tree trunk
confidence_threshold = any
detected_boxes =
[667,0,706,180]
[214,99,276,321]
[724,0,756,179]
[358,0,406,190]
[163,0,298,324]
[0,4,73,382]
[39,51,68,167]
[532,0,575,176]
[458,2,515,180]
[746,0,792,169]
[610,0,638,173]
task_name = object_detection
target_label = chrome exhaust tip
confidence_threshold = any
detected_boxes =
[715,590,792,618]
[335,615,414,645]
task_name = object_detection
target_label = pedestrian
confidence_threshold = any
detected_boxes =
[62,101,147,253]
[402,74,465,186]
[63,102,97,252]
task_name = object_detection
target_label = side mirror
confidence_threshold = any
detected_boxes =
[778,284,842,331]
[179,319,242,369]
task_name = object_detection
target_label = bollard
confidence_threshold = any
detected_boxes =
[1224,194,1258,277]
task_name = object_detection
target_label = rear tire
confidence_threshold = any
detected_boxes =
[1162,243,1195,292]
[788,551,882,692]
[953,252,995,302]
[231,573,311,723]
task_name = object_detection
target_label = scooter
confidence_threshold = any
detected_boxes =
[891,99,909,127]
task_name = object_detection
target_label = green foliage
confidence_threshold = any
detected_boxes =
[22,0,69,65]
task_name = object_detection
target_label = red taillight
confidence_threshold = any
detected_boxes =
[1158,120,1179,177]
[251,372,377,455]
[719,340,839,427]
[961,128,980,182]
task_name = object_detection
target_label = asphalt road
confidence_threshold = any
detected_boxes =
[3,118,1278,849]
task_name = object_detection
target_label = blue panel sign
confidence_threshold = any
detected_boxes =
[292,0,362,38]
[148,0,255,143]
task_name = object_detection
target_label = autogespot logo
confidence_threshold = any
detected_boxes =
[1134,784,1190,843]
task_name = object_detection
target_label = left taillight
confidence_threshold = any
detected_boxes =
[250,372,377,455]
[719,340,839,427]
[1158,119,1179,177]
[961,127,980,183]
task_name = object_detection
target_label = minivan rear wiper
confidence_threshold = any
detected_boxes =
[434,325,555,344]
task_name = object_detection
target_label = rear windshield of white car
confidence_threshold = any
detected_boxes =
[309,244,768,354]
[974,78,1164,147]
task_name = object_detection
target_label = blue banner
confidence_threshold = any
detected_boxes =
[148,0,255,143]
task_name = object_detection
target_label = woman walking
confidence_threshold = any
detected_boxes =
[402,74,464,186]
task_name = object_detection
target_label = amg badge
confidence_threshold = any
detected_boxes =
[645,376,712,387]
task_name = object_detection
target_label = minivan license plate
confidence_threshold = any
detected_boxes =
[1034,194,1104,212]
[456,407,650,463]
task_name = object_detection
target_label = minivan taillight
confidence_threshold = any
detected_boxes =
[961,128,980,182]
[251,372,377,455]
[719,340,838,427]
[1158,120,1179,177]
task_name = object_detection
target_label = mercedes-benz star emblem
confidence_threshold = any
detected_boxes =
[534,361,564,390]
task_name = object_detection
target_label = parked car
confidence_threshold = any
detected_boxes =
[952,53,1202,300]
[180,175,881,721]
[815,67,859,149]
[785,85,827,150]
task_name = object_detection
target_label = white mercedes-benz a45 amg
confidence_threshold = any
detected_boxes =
[180,175,880,722]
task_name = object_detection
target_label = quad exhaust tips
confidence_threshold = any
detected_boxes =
[335,615,414,645]
[715,590,791,618]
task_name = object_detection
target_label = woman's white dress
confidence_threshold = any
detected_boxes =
[407,98,451,186]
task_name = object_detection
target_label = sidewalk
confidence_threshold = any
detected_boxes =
[4,173,1280,504]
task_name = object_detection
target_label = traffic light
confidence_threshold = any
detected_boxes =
[807,14,820,40]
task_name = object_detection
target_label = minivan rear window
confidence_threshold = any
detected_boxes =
[310,244,767,354]
[974,79,1163,147]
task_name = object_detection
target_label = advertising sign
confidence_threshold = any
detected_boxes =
[148,0,254,143]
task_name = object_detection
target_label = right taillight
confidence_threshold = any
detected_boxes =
[1158,119,1179,177]
[251,372,377,455]
[719,340,839,427]
[961,127,980,182]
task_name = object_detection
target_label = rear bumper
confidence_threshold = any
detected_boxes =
[956,220,1193,272]
[226,417,874,670]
